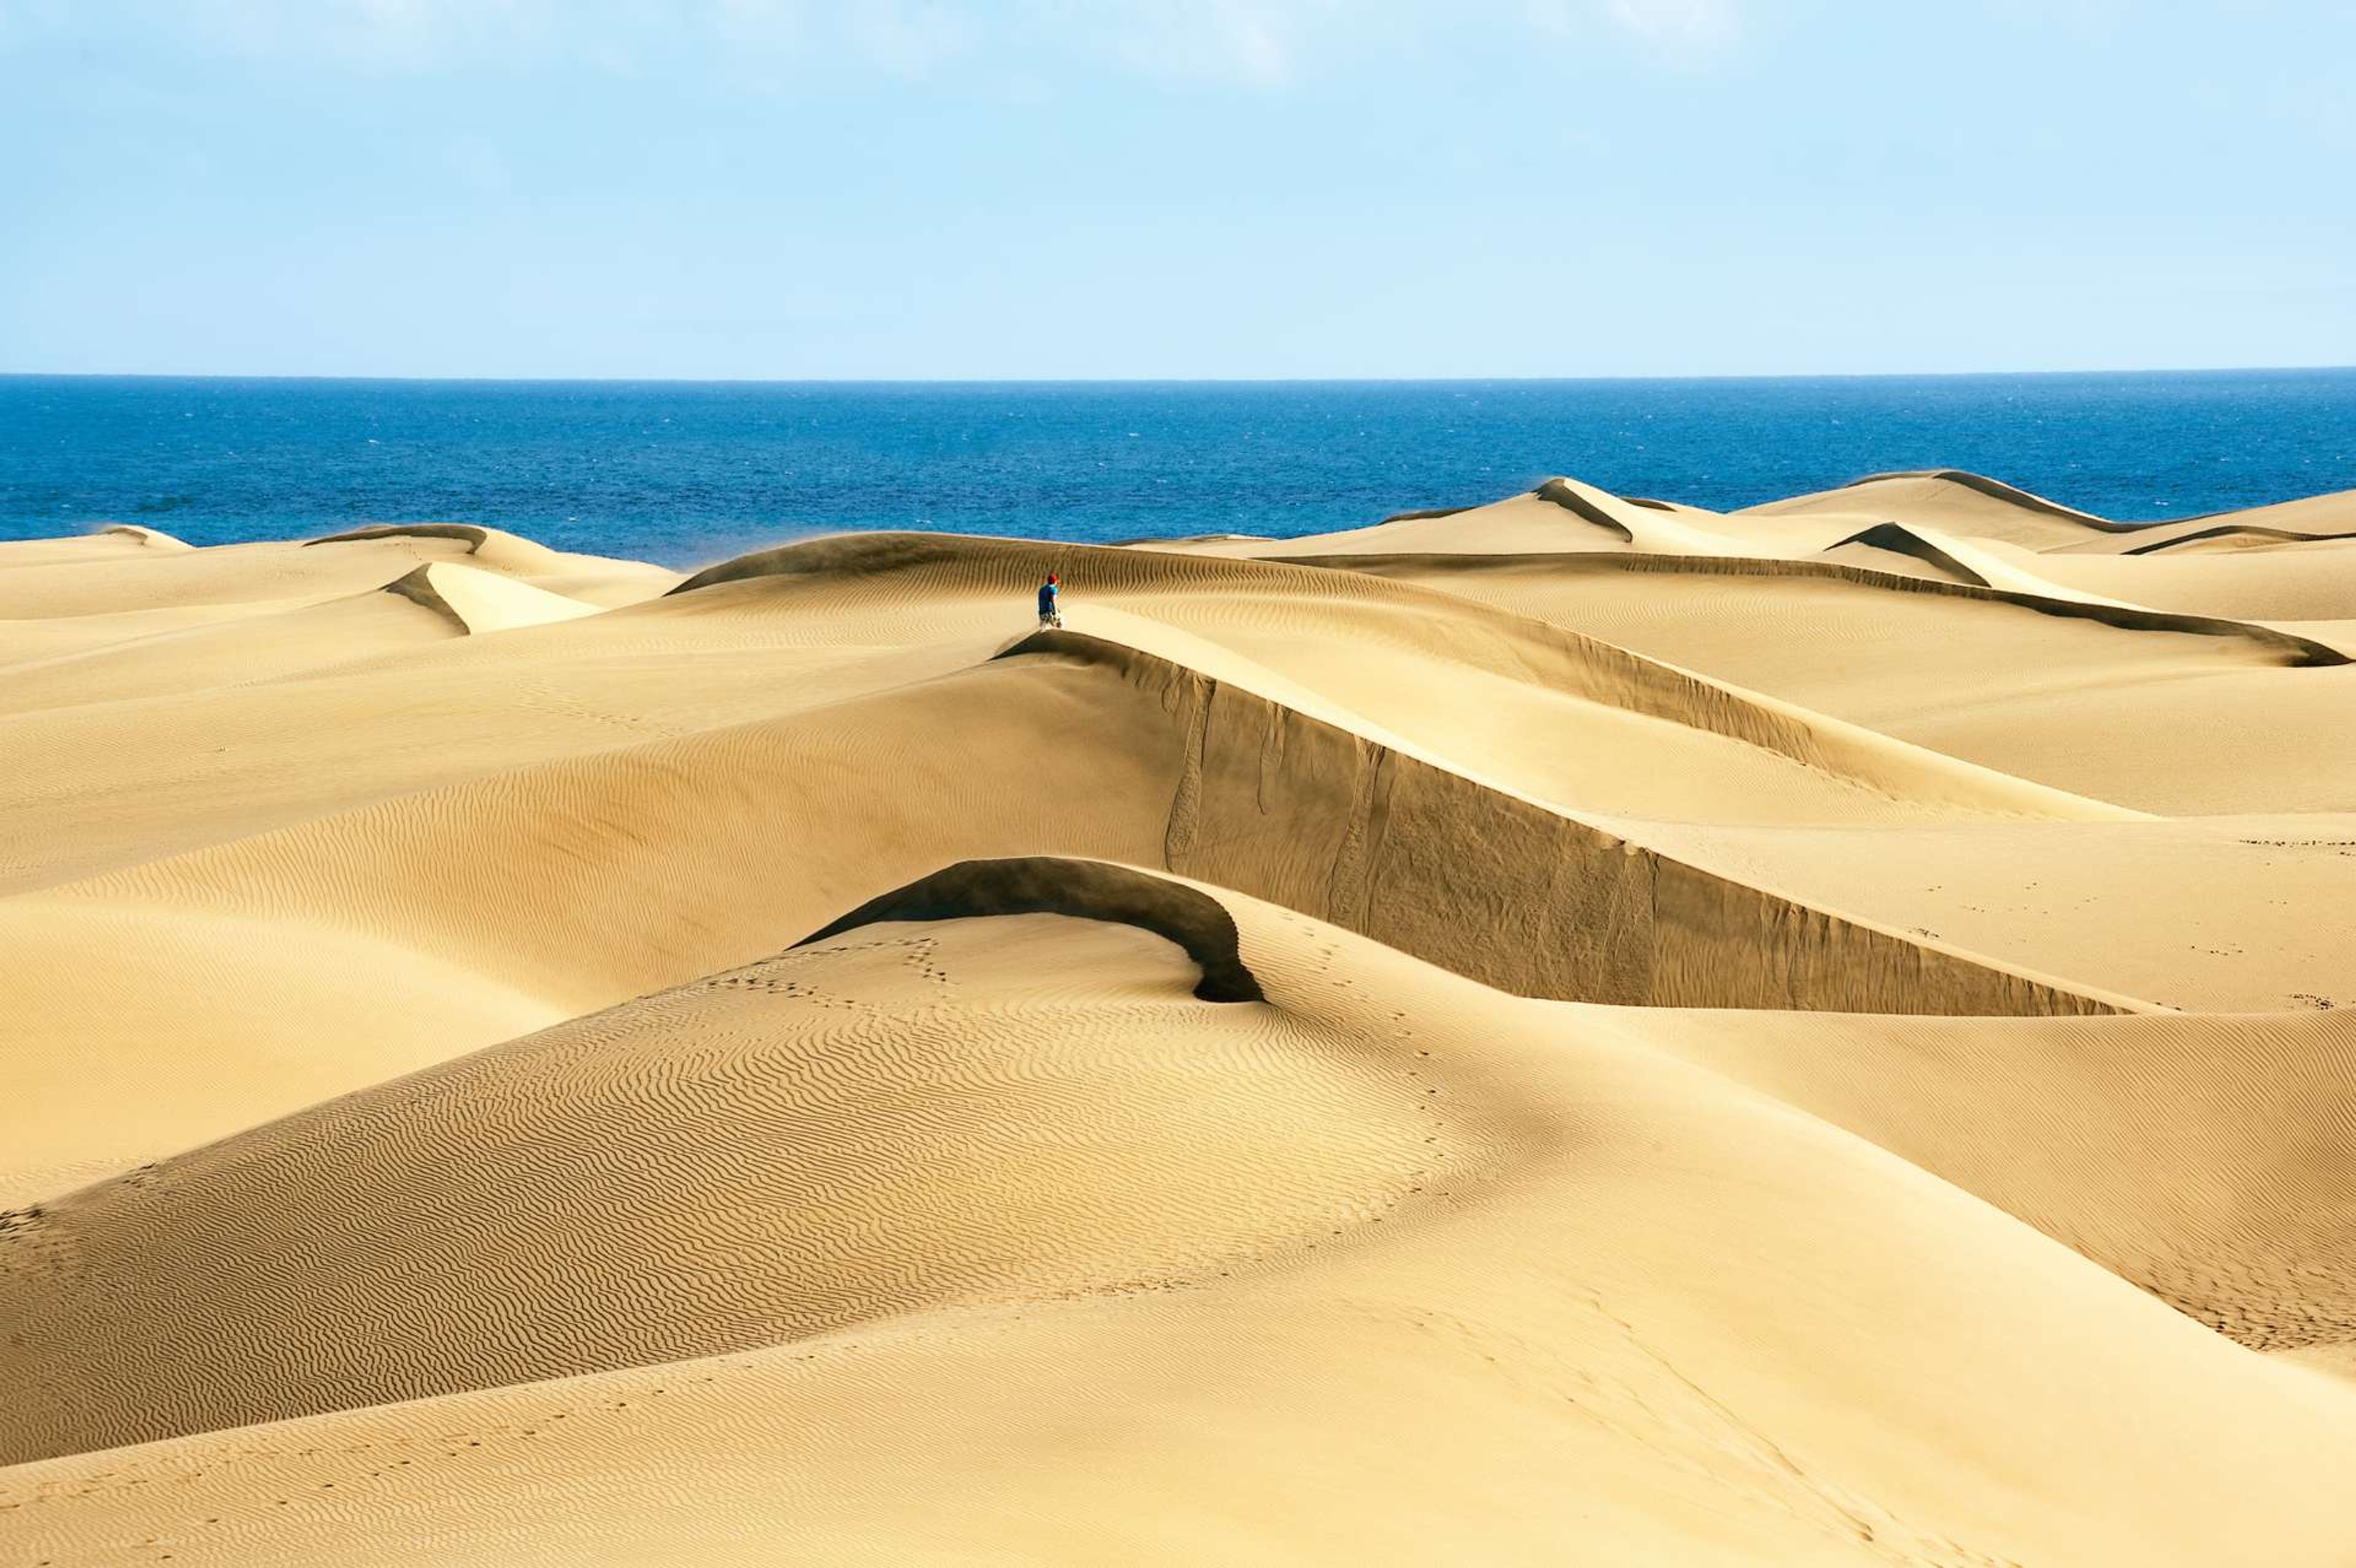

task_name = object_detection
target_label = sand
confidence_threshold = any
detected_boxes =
[3,479,2354,1564]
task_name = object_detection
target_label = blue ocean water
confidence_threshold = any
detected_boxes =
[3,371,2351,569]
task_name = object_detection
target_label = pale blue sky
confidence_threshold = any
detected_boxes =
[3,1,2350,378]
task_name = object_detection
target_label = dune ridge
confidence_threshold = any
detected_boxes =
[799,856,1266,1001]
[1283,545,2350,664]
[2120,521,2356,554]
[306,521,553,562]
[94,523,192,550]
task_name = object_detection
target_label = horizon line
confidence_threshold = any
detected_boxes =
[5,364,2355,389]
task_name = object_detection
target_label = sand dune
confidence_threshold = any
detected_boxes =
[5,470,2354,1563]
[8,878,2356,1564]
[0,526,668,622]
[1740,468,2135,545]
[0,889,1446,1461]
[1746,466,2356,565]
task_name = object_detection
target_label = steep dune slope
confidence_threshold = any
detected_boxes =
[6,544,2142,1028]
[382,560,602,633]
[6,878,2355,1564]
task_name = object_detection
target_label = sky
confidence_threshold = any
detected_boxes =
[1,0,2351,379]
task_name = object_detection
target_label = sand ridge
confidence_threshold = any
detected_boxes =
[4,471,2354,1563]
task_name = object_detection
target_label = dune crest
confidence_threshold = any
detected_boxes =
[1833,467,2126,526]
[1823,520,2137,605]
[94,522,193,550]
[307,520,559,565]
[799,856,1266,1001]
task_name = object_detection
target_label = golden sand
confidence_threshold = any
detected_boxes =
[4,474,2354,1564]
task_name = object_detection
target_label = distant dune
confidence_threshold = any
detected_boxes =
[5,473,2355,1564]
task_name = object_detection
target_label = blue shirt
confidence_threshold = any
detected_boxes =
[1037,583,1058,615]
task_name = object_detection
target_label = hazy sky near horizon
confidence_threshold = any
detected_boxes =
[3,1,2351,379]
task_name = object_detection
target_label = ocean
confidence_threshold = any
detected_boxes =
[3,370,2351,568]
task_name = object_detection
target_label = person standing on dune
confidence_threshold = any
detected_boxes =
[1037,573,1062,628]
